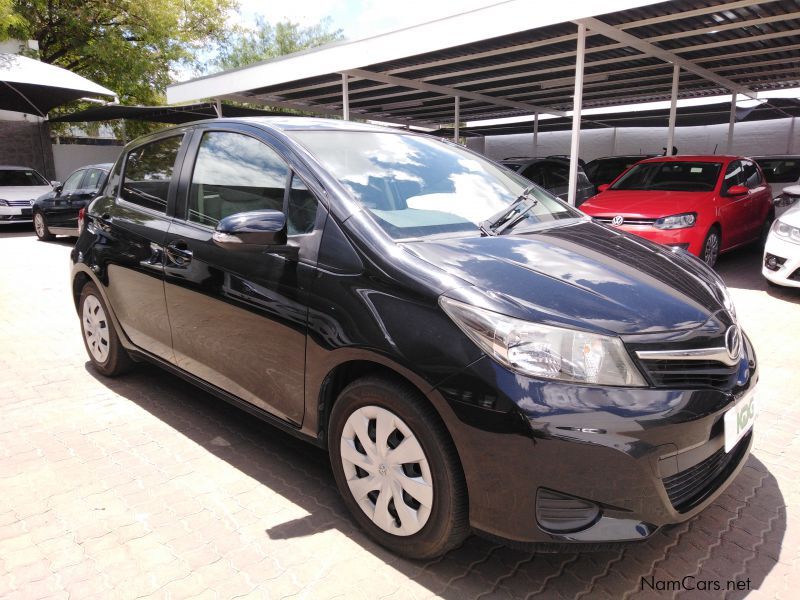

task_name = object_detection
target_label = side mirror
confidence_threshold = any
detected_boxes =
[212,209,297,256]
[726,184,748,196]
[597,183,610,192]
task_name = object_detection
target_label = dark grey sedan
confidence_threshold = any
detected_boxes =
[33,163,112,240]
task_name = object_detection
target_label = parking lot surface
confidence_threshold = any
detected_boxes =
[1,225,799,599]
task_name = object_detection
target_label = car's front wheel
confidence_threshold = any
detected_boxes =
[328,376,468,559]
[702,226,721,267]
[79,282,133,377]
[33,212,54,241]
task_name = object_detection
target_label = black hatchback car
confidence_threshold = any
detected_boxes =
[71,118,757,558]
[33,163,112,240]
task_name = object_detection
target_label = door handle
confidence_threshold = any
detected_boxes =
[165,240,193,266]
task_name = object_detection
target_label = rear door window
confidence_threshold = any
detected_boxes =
[723,160,744,194]
[741,160,762,189]
[121,135,183,213]
[188,131,290,227]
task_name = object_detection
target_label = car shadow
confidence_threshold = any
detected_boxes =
[85,361,786,598]
[716,244,800,303]
[0,223,35,238]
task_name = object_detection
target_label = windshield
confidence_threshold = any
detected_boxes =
[755,158,800,183]
[611,161,722,192]
[292,130,580,239]
[0,169,48,187]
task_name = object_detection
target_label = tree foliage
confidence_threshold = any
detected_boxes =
[212,17,343,73]
[3,0,236,104]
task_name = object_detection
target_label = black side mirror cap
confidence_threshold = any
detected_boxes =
[212,209,297,256]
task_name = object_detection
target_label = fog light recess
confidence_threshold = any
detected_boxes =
[536,488,601,533]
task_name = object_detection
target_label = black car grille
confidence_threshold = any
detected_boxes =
[639,359,738,389]
[663,433,751,512]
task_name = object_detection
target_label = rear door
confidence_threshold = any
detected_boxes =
[100,133,189,363]
[162,126,323,424]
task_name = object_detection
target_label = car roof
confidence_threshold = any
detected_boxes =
[213,116,400,133]
[0,165,43,171]
[76,163,113,170]
[638,155,736,164]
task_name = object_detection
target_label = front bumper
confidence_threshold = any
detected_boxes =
[433,334,757,545]
[0,205,33,223]
[763,234,800,288]
[612,224,704,257]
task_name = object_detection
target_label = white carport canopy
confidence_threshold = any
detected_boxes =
[167,0,800,204]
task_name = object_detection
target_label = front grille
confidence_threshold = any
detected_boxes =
[6,199,32,206]
[663,433,751,512]
[594,216,656,225]
[639,359,737,389]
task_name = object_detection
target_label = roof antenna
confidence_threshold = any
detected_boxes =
[712,143,718,155]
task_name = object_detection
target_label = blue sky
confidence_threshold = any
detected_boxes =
[233,0,500,40]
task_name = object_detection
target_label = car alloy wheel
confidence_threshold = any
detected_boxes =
[33,212,53,241]
[703,229,720,266]
[82,294,110,363]
[340,405,434,536]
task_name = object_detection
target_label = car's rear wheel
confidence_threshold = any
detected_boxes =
[702,226,721,267]
[33,212,54,241]
[328,376,468,559]
[79,282,133,377]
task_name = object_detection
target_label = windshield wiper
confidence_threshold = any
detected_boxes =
[479,187,539,236]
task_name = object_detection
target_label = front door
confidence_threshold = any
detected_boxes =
[719,160,750,249]
[163,128,321,425]
[46,169,85,227]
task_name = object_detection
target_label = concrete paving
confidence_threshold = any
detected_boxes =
[1,223,799,599]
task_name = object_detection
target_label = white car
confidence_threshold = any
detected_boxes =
[753,156,800,217]
[0,166,56,225]
[763,192,800,288]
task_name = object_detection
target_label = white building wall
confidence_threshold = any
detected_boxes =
[470,117,800,160]
[51,144,123,181]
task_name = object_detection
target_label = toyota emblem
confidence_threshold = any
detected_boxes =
[611,215,624,226]
[725,325,742,361]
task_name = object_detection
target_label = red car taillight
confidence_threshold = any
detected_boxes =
[78,207,85,234]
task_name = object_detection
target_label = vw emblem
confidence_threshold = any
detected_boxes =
[29,199,34,206]
[725,325,742,361]
[611,215,624,226]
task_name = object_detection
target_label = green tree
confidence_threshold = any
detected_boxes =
[212,17,343,72]
[2,0,237,105]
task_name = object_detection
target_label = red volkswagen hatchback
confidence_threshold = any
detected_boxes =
[581,156,774,266]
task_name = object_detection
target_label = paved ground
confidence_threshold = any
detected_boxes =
[1,224,799,600]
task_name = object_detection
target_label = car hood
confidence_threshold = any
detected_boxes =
[0,185,53,201]
[403,220,729,335]
[581,189,714,218]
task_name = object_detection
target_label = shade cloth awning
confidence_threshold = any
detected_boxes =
[0,53,116,116]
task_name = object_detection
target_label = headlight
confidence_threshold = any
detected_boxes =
[0,199,8,206]
[654,212,696,230]
[439,297,646,386]
[772,219,800,245]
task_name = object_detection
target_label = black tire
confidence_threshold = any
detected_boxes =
[701,226,721,267]
[328,376,469,559]
[33,211,55,241]
[79,282,134,377]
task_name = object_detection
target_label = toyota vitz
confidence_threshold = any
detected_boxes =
[71,118,757,558]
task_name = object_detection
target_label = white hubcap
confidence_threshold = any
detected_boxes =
[340,405,433,536]
[82,295,110,363]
